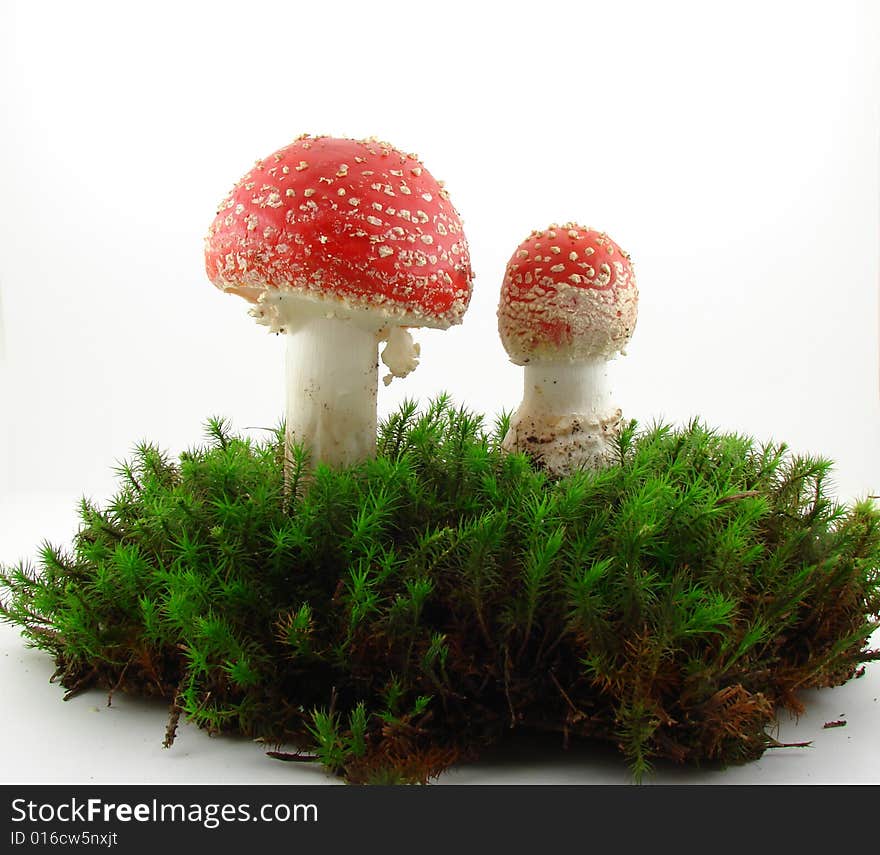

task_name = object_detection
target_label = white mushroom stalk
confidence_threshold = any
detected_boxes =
[284,316,381,467]
[253,296,423,468]
[503,358,622,473]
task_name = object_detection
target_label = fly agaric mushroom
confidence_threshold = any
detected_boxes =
[205,134,473,468]
[497,223,638,476]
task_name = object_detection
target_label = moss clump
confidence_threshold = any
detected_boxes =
[2,396,879,783]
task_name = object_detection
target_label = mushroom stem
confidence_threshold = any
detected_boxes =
[502,359,622,475]
[285,316,379,469]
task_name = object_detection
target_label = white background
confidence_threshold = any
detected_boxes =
[1,0,878,784]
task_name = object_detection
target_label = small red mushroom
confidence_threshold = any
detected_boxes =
[497,222,638,474]
[205,134,473,468]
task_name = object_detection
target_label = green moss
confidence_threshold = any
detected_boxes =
[2,396,879,783]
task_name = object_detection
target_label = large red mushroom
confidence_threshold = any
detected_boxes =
[205,134,473,468]
[497,222,638,475]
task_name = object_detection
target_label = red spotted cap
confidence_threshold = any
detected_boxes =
[497,223,638,364]
[205,135,473,328]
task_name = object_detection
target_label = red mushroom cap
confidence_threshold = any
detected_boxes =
[205,135,473,329]
[497,223,638,364]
